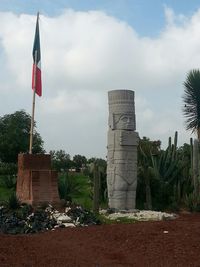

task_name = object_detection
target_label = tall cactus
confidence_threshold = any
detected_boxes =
[193,139,199,197]
[152,131,183,202]
[168,136,172,148]
[93,162,100,213]
[190,138,193,177]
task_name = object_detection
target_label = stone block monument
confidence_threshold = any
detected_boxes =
[16,153,60,206]
[107,90,139,210]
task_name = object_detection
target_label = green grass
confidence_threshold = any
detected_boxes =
[0,175,16,203]
[0,187,13,202]
[71,173,93,209]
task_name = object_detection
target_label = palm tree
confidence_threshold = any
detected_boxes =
[183,69,200,140]
[183,69,200,196]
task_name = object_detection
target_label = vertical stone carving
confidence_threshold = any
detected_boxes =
[107,90,139,210]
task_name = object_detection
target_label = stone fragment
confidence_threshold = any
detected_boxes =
[62,223,76,228]
[56,214,73,223]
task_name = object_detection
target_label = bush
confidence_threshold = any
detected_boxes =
[58,172,81,201]
[0,175,16,189]
[7,192,21,210]
[0,162,17,175]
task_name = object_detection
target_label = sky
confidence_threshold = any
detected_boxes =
[0,0,200,159]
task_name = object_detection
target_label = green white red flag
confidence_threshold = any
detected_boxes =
[32,13,42,97]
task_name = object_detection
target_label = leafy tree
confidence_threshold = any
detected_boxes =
[50,150,72,172]
[72,154,87,170]
[0,110,44,163]
[183,69,200,140]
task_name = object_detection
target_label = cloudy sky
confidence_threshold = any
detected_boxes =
[0,0,200,159]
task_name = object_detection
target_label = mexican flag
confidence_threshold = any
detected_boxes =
[32,13,42,97]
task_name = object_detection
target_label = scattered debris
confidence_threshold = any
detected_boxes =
[0,203,177,235]
[100,209,177,221]
[0,204,101,234]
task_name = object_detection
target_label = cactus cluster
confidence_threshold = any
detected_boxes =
[153,131,181,184]
[137,131,194,210]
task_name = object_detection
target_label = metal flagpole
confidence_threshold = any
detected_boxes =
[29,50,38,154]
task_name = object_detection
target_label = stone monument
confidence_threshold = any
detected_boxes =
[16,153,60,206]
[107,90,139,210]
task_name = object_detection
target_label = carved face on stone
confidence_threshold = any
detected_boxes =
[114,113,135,130]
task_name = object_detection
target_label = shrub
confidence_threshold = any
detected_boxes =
[58,172,81,201]
[0,175,16,189]
[7,192,21,210]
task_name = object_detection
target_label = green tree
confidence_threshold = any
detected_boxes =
[50,150,72,172]
[183,70,200,197]
[0,110,44,163]
[72,154,87,170]
[183,69,200,140]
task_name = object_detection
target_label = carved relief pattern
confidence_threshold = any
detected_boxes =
[107,90,138,210]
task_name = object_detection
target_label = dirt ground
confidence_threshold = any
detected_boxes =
[0,213,200,267]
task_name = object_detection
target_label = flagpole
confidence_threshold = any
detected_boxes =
[29,50,37,154]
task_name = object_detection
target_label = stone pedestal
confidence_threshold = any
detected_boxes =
[16,154,61,206]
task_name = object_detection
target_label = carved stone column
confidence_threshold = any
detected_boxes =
[107,90,139,210]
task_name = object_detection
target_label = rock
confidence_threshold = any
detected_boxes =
[65,207,71,213]
[106,210,177,221]
[56,214,72,223]
[52,211,61,219]
[0,204,101,234]
[62,223,76,228]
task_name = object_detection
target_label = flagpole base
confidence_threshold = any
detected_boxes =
[16,153,61,207]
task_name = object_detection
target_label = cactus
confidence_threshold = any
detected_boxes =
[168,136,172,148]
[93,161,100,213]
[190,138,193,176]
[152,131,183,203]
[174,131,178,149]
[193,139,199,197]
[154,132,179,181]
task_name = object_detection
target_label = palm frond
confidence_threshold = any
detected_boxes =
[183,69,200,134]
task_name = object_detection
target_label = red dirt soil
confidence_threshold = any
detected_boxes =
[0,213,200,267]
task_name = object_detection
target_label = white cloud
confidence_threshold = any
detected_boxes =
[164,6,187,27]
[0,7,199,158]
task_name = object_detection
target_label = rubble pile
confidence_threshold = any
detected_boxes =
[101,209,177,221]
[0,204,101,234]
